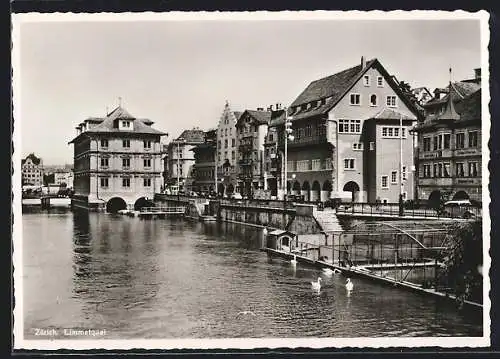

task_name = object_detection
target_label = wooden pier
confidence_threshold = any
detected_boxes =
[137,206,185,219]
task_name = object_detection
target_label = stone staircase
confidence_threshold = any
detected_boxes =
[313,208,343,233]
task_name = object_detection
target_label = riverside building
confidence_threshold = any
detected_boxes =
[414,69,482,206]
[69,105,167,212]
[275,57,421,203]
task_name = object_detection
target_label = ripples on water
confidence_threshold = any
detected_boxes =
[22,211,482,339]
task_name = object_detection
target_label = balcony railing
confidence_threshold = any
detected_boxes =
[238,159,253,166]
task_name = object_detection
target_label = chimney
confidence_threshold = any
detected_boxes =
[474,68,481,82]
[361,56,366,69]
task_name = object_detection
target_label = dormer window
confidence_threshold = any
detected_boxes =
[122,120,130,128]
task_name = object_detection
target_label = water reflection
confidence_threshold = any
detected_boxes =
[22,212,482,339]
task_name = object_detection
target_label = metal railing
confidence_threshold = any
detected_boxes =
[140,206,185,213]
[335,202,482,219]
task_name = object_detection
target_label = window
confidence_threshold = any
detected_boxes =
[100,158,109,167]
[443,163,450,177]
[381,176,388,188]
[143,159,151,168]
[122,158,130,168]
[304,125,312,137]
[388,128,393,137]
[433,136,438,150]
[456,133,465,149]
[144,140,152,149]
[231,138,235,147]
[469,131,479,148]
[438,135,443,149]
[468,162,479,177]
[386,96,397,107]
[349,93,361,105]
[143,178,151,187]
[370,94,378,106]
[363,75,370,86]
[338,119,362,134]
[224,139,228,149]
[225,128,228,136]
[352,143,364,150]
[369,142,375,151]
[122,178,130,187]
[443,134,451,149]
[391,171,397,183]
[438,163,443,177]
[312,159,321,170]
[122,139,130,148]
[423,137,431,151]
[456,162,465,177]
[100,139,108,148]
[423,164,431,178]
[122,120,130,128]
[402,166,407,180]
[217,140,221,149]
[377,76,384,87]
[344,158,355,170]
[433,164,438,177]
[268,134,274,142]
[100,177,109,187]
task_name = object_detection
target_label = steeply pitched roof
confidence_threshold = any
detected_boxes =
[455,89,481,122]
[424,81,481,107]
[233,111,242,120]
[177,128,205,144]
[287,58,421,121]
[245,110,272,124]
[291,59,377,108]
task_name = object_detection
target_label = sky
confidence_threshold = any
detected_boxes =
[14,15,483,165]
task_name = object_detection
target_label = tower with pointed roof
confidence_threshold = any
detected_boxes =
[68,105,167,212]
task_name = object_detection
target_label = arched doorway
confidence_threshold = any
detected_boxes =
[311,180,321,202]
[292,181,301,196]
[106,197,127,213]
[227,183,234,194]
[134,197,155,211]
[301,181,310,202]
[322,180,333,202]
[428,190,441,209]
[343,181,360,202]
[452,191,469,200]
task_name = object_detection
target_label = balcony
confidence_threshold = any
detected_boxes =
[419,149,453,159]
[238,159,253,166]
[418,177,453,187]
[454,147,481,158]
[282,135,328,148]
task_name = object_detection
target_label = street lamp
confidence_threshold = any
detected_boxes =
[283,109,294,201]
[176,137,185,201]
[399,114,404,216]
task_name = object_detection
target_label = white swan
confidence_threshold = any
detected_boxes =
[311,277,322,291]
[346,278,354,292]
[291,255,297,266]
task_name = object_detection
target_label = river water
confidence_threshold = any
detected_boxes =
[21,210,482,339]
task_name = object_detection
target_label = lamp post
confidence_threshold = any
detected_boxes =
[283,109,294,201]
[214,133,218,197]
[399,114,404,216]
[176,137,184,201]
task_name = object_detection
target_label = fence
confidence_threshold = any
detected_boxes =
[335,202,482,219]
[287,221,464,294]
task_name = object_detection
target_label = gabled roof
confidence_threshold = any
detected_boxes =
[237,109,272,126]
[288,58,421,121]
[233,111,242,120]
[291,59,377,107]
